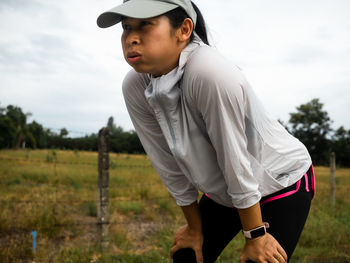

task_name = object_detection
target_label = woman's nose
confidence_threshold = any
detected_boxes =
[126,32,140,45]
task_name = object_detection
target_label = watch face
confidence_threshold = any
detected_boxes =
[251,226,266,238]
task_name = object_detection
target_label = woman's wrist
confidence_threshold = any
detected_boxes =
[181,201,202,232]
[186,224,202,234]
[237,202,264,231]
[186,218,202,234]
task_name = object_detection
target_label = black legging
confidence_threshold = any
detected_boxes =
[173,167,315,263]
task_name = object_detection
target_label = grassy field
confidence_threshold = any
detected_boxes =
[0,149,349,263]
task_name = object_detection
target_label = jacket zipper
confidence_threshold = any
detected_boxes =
[155,86,197,187]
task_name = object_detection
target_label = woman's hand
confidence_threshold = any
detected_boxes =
[240,232,288,263]
[170,224,204,263]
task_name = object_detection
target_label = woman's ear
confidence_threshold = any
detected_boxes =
[177,18,194,42]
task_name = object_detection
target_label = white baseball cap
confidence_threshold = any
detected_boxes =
[97,0,197,28]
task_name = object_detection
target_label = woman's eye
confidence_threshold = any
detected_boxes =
[140,21,151,27]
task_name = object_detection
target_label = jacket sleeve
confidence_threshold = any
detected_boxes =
[122,70,198,206]
[186,52,260,209]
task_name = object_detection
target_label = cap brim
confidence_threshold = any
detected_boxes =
[97,0,178,28]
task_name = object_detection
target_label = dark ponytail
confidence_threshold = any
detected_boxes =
[164,1,210,45]
[191,2,209,45]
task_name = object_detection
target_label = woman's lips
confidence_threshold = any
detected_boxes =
[127,52,141,63]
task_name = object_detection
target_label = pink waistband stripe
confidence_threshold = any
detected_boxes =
[260,180,301,205]
[205,165,316,206]
[261,165,315,205]
[311,165,316,198]
[305,172,310,192]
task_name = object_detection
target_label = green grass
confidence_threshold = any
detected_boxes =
[0,149,350,262]
[116,201,145,215]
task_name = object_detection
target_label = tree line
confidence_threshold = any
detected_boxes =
[0,105,144,154]
[1,99,349,166]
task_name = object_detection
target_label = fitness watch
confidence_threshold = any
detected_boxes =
[243,222,269,239]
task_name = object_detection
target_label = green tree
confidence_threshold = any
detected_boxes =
[107,116,123,135]
[27,121,48,148]
[59,128,69,138]
[0,105,35,149]
[0,106,17,148]
[106,116,144,153]
[288,98,332,165]
[331,126,350,167]
[5,105,32,148]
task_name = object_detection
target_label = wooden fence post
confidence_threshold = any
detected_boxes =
[330,152,336,206]
[98,127,110,250]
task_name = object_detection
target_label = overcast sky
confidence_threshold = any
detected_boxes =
[1,0,349,137]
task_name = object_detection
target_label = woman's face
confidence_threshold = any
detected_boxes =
[121,16,183,77]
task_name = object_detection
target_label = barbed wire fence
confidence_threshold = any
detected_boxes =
[0,127,176,260]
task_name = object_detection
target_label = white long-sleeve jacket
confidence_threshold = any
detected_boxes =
[122,40,312,209]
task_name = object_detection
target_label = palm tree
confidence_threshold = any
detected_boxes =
[5,105,32,148]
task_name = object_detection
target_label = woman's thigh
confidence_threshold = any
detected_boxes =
[261,186,313,259]
[173,195,242,263]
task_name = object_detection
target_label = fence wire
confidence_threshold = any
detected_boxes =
[0,155,176,226]
[0,156,153,168]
